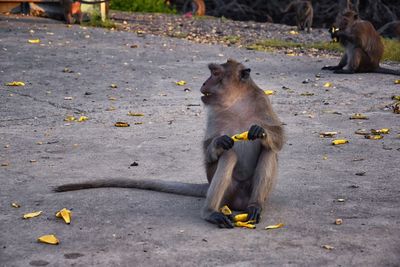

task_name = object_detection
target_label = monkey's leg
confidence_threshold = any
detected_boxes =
[322,54,347,71]
[64,11,73,24]
[334,48,362,74]
[247,150,277,223]
[202,150,237,228]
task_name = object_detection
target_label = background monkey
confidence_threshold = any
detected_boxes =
[323,9,400,75]
[55,59,284,228]
[183,0,205,16]
[378,21,400,40]
[282,0,313,33]
[61,0,109,24]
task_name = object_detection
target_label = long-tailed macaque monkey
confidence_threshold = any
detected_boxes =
[183,0,205,16]
[323,10,400,75]
[282,0,313,33]
[378,21,400,40]
[54,59,284,228]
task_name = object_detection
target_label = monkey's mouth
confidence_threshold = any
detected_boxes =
[201,92,213,103]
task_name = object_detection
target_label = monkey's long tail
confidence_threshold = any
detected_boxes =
[375,67,400,76]
[53,179,208,198]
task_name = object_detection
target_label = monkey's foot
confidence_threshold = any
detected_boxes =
[246,205,262,224]
[206,212,234,228]
[322,66,342,71]
[333,69,355,74]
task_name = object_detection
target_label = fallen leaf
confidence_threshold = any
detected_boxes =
[28,39,40,44]
[300,92,314,96]
[5,81,25,86]
[286,53,296,56]
[64,116,76,122]
[392,95,400,101]
[77,116,88,122]
[263,90,275,95]
[332,139,349,145]
[56,208,72,224]
[30,159,37,163]
[337,199,345,202]
[110,84,118,88]
[1,162,9,167]
[114,122,130,127]
[355,129,369,135]
[323,82,332,88]
[106,107,116,111]
[38,235,59,245]
[350,113,368,120]
[175,80,186,86]
[235,221,256,229]
[134,122,143,125]
[108,97,117,101]
[265,223,284,230]
[335,219,343,225]
[393,102,400,114]
[23,211,42,219]
[322,155,328,160]
[127,112,144,116]
[11,203,21,208]
[322,245,334,250]
[64,96,73,100]
[394,80,400,84]
[289,30,299,35]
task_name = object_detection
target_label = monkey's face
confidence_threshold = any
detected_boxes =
[200,63,224,105]
[335,10,358,30]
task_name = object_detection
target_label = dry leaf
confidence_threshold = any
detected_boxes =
[5,81,25,86]
[393,102,400,114]
[265,223,284,230]
[323,82,332,88]
[110,84,118,88]
[300,92,314,96]
[335,218,343,225]
[322,245,334,250]
[134,122,143,125]
[286,53,296,56]
[64,115,76,122]
[38,235,59,245]
[332,139,349,145]
[56,208,72,224]
[289,30,299,35]
[23,211,42,219]
[108,97,117,101]
[175,80,186,86]
[394,80,400,84]
[127,112,144,116]
[392,95,400,101]
[106,107,116,111]
[28,39,40,44]
[371,128,390,134]
[364,135,383,140]
[355,129,369,135]
[319,131,338,138]
[78,116,88,122]
[115,122,130,127]
[1,162,9,167]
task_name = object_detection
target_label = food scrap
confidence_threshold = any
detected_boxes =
[371,128,390,134]
[28,39,40,44]
[114,122,130,127]
[350,113,368,120]
[5,81,25,86]
[332,139,349,145]
[364,135,383,140]
[319,131,338,138]
[11,203,21,208]
[55,208,72,224]
[175,80,186,86]
[127,112,144,116]
[38,235,59,245]
[265,223,284,230]
[23,211,42,219]
[231,131,249,141]
[263,90,275,95]
[235,221,256,229]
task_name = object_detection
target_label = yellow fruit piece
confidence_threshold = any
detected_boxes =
[38,234,59,245]
[319,131,338,138]
[78,116,88,122]
[263,90,275,95]
[64,115,76,122]
[364,135,383,140]
[11,202,21,208]
[323,82,332,88]
[394,80,400,84]
[231,131,248,142]
[235,221,256,229]
[234,213,248,222]
[115,122,130,127]
[56,208,72,224]
[23,211,42,219]
[28,39,40,44]
[175,80,186,86]
[265,223,284,230]
[5,81,25,86]
[127,112,144,116]
[332,139,349,145]
[350,113,368,120]
[220,205,232,216]
[371,128,390,134]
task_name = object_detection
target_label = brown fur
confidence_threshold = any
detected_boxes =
[323,10,399,75]
[200,59,284,227]
[183,0,205,16]
[282,0,313,33]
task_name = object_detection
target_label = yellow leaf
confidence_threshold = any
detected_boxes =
[78,116,88,122]
[335,218,343,225]
[220,205,232,216]
[323,82,332,88]
[322,155,328,160]
[38,234,59,245]
[114,122,130,127]
[127,112,144,116]
[364,135,383,140]
[265,223,284,230]
[392,95,400,101]
[108,97,117,101]
[23,211,42,219]
[289,30,299,35]
[11,202,21,208]
[263,90,275,95]
[28,39,40,44]
[175,80,186,86]
[332,139,349,145]
[5,81,25,86]
[64,115,76,122]
[231,131,248,142]
[55,208,72,224]
[394,80,400,84]
[286,53,296,57]
[235,221,256,229]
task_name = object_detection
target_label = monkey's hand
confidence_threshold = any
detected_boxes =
[246,205,262,224]
[248,125,266,140]
[215,135,234,150]
[322,65,343,71]
[206,212,234,228]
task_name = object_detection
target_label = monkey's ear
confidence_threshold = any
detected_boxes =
[240,68,251,80]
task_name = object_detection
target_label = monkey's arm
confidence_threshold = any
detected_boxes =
[203,135,234,163]
[322,54,348,71]
[248,124,284,152]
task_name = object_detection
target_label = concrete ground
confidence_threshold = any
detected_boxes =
[0,15,399,267]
